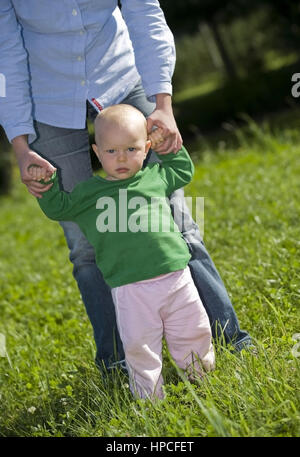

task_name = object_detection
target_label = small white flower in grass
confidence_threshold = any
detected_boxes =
[292,333,300,358]
[234,372,242,382]
[0,333,6,357]
[27,406,36,414]
[0,334,12,368]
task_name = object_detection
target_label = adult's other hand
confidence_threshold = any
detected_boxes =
[147,94,182,155]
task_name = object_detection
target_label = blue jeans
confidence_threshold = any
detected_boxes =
[30,81,251,369]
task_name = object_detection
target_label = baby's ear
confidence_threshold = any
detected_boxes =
[92,143,98,154]
[145,139,151,154]
[92,144,101,160]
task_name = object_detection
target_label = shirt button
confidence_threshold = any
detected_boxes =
[77,56,82,61]
[81,80,85,86]
[72,9,77,16]
[80,30,85,35]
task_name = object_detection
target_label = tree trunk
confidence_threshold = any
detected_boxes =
[199,21,223,71]
[208,18,238,80]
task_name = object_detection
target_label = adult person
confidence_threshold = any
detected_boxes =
[0,0,251,373]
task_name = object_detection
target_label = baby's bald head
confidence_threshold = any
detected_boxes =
[94,104,148,147]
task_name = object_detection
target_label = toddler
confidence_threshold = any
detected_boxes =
[29,104,215,399]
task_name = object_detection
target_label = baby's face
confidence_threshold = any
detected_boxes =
[94,123,151,181]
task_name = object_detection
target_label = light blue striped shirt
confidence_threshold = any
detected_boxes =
[0,0,175,143]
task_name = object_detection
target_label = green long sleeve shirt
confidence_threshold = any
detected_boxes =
[37,146,194,288]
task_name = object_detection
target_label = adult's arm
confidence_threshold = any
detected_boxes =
[0,1,55,197]
[121,0,182,153]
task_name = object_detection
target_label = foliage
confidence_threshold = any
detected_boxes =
[161,0,300,37]
[160,0,259,33]
[173,61,300,138]
[0,112,300,437]
[161,1,300,87]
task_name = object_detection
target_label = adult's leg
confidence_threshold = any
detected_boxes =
[169,189,252,350]
[123,81,252,350]
[30,120,124,371]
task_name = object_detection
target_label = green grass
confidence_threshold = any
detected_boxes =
[0,114,300,437]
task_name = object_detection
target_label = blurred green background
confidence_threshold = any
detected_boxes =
[1,2,300,436]
[162,0,300,137]
[1,0,300,190]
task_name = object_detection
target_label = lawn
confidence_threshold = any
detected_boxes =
[0,113,299,437]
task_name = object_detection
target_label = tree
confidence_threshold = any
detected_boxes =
[263,0,300,53]
[160,0,255,79]
[160,0,299,80]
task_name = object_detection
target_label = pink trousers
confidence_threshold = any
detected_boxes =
[111,267,215,399]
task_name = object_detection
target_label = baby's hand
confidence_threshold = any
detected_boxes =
[148,127,165,152]
[27,164,55,183]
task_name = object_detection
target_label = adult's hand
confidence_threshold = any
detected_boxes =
[147,93,182,155]
[12,135,56,198]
